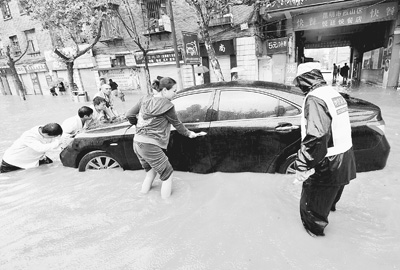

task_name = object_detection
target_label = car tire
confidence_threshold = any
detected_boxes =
[78,151,122,172]
[278,154,297,174]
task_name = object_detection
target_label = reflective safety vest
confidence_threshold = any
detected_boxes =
[301,86,352,157]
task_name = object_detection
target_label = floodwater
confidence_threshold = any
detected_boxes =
[0,87,399,270]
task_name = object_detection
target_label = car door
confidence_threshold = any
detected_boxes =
[122,124,141,170]
[208,88,301,173]
[167,90,215,173]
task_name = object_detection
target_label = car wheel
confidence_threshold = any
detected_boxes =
[78,151,122,172]
[278,154,297,174]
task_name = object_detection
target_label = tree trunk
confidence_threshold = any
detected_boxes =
[66,61,75,93]
[201,26,224,82]
[8,60,26,100]
[143,51,152,94]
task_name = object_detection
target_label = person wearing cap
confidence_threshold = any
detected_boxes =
[293,62,356,237]
[125,77,206,199]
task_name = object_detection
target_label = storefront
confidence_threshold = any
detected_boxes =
[263,0,399,88]
[15,62,50,95]
[200,39,236,83]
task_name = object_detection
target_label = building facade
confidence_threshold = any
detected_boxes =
[0,0,54,96]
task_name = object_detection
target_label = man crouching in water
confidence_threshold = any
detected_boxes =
[293,62,356,237]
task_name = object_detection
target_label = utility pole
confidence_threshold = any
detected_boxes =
[167,0,183,90]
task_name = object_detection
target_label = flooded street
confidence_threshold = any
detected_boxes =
[1,87,399,270]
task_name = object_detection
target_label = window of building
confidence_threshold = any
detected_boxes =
[17,0,27,14]
[111,55,126,67]
[24,29,40,54]
[141,0,171,32]
[144,0,167,20]
[9,36,21,56]
[1,1,12,20]
[0,38,5,56]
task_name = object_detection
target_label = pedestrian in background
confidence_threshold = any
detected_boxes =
[109,79,125,102]
[332,63,338,84]
[50,85,58,96]
[0,123,63,173]
[340,63,350,85]
[293,62,356,237]
[125,77,206,199]
[58,81,66,95]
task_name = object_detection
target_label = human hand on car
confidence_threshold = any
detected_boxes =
[188,131,207,138]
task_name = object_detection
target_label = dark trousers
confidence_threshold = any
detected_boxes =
[0,157,53,173]
[300,181,345,235]
[0,160,22,173]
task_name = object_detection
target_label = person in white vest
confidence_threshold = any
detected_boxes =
[292,62,356,237]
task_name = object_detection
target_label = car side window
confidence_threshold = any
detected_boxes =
[275,100,301,117]
[173,92,213,123]
[218,90,299,120]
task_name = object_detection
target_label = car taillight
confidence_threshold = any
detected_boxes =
[367,120,385,135]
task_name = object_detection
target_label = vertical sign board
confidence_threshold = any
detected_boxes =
[266,37,289,55]
[285,63,298,86]
[182,31,200,65]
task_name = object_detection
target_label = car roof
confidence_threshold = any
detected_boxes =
[178,80,304,96]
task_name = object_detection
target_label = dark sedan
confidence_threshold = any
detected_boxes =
[60,81,390,174]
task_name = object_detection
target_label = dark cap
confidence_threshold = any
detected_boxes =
[159,77,176,90]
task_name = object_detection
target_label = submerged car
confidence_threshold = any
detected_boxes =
[60,81,390,174]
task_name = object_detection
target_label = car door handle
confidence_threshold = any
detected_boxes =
[275,124,299,132]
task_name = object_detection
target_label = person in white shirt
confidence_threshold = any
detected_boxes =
[62,106,93,137]
[0,123,63,173]
[61,106,93,147]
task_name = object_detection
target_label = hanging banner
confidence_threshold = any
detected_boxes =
[293,2,398,31]
[182,31,200,65]
[269,0,347,12]
[134,49,182,66]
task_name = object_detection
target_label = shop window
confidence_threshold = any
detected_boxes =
[9,36,21,56]
[24,29,40,56]
[111,55,126,67]
[1,1,12,20]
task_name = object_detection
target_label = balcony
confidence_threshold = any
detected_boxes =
[209,15,233,27]
[143,16,172,36]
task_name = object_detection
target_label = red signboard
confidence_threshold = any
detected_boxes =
[266,37,288,55]
[269,0,346,12]
[293,2,398,31]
